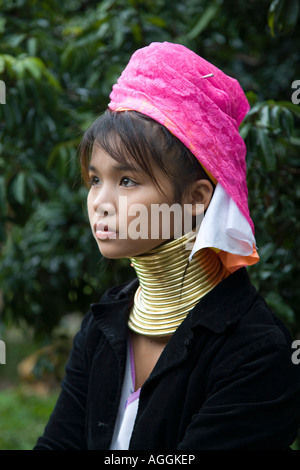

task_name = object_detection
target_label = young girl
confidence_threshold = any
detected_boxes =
[35,42,300,450]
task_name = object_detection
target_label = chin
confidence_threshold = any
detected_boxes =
[95,238,165,259]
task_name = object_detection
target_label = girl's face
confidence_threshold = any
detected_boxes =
[87,145,180,259]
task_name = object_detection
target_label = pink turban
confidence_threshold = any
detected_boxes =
[108,41,253,233]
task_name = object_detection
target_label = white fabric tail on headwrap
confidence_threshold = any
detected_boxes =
[189,183,257,261]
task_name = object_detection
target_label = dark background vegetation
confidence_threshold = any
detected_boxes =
[1,0,299,337]
[0,0,299,450]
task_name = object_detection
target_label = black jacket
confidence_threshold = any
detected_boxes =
[35,268,300,450]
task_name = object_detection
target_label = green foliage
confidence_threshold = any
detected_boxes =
[241,98,300,332]
[0,386,59,449]
[268,0,299,36]
[0,0,300,337]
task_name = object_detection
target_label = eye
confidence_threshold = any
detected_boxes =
[89,175,100,186]
[121,177,137,187]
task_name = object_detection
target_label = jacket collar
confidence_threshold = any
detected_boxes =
[188,267,257,333]
[90,278,138,350]
[90,267,257,338]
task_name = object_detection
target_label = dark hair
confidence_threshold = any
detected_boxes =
[79,109,214,203]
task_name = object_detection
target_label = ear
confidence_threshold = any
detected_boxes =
[183,179,214,216]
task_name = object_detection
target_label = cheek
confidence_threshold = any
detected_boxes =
[125,192,177,240]
[87,192,94,223]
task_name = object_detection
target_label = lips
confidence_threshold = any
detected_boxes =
[95,222,117,240]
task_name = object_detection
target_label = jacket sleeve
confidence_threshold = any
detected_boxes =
[34,312,95,450]
[177,334,300,450]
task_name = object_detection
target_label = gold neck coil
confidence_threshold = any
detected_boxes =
[128,231,228,336]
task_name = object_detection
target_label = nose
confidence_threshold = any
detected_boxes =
[96,203,115,217]
[92,186,116,218]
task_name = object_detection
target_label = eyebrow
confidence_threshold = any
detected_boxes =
[88,162,141,173]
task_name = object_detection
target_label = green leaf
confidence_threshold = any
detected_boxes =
[0,175,7,217]
[147,16,167,28]
[1,100,14,130]
[186,3,220,39]
[0,54,16,76]
[11,172,26,205]
[30,172,50,193]
[245,91,258,106]
[265,291,295,324]
[277,101,300,119]
[269,104,282,129]
[7,33,26,48]
[0,56,5,73]
[257,128,277,171]
[0,16,6,34]
[289,136,300,146]
[12,59,26,79]
[268,0,281,36]
[259,105,271,128]
[268,0,299,36]
[27,37,37,56]
[279,107,294,137]
[239,122,251,140]
[23,57,43,80]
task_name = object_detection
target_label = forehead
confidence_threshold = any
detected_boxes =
[89,112,165,172]
[90,143,145,174]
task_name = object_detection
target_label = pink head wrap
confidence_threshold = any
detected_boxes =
[108,41,254,234]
